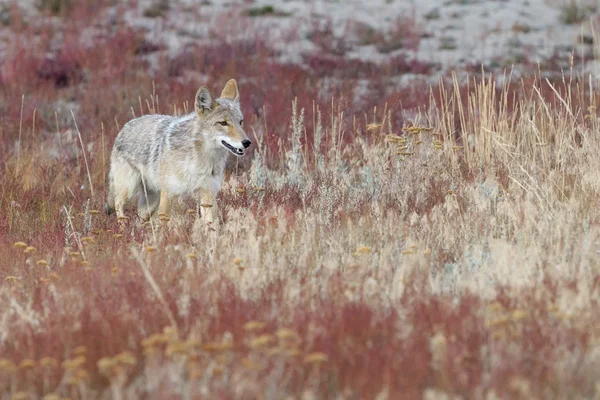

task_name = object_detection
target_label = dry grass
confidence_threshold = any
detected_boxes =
[1,2,600,399]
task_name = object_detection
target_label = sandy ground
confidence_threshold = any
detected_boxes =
[1,0,599,74]
[124,0,599,71]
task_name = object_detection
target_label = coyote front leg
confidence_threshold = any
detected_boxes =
[199,188,219,225]
[158,190,173,218]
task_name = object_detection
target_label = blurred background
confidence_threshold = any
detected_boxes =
[0,0,597,167]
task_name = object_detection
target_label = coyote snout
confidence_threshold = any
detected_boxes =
[222,138,252,155]
[105,79,250,223]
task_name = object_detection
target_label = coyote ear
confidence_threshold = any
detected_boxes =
[195,87,216,115]
[220,79,239,103]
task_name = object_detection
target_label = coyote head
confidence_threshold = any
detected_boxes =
[194,79,251,156]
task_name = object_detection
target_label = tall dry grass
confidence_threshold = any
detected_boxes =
[0,2,599,398]
[1,68,600,398]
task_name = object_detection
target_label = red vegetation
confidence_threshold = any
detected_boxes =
[0,2,598,399]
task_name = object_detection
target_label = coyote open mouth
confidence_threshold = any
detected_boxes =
[221,140,244,156]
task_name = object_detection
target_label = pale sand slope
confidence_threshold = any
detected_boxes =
[123,0,598,71]
[1,0,597,73]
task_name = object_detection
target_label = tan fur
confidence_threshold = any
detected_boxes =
[220,79,239,101]
[105,79,251,223]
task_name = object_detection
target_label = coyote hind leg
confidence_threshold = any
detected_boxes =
[108,156,140,219]
[105,179,116,215]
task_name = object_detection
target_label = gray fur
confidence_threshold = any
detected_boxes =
[105,80,250,222]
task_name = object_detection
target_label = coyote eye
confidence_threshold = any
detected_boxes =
[218,121,228,126]
[239,120,244,127]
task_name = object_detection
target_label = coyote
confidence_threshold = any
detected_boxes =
[105,79,251,223]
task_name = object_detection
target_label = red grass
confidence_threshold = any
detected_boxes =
[2,257,595,397]
[0,2,598,398]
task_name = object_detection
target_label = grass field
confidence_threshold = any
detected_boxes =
[1,2,600,399]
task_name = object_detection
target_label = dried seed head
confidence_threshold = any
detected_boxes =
[13,242,28,249]
[547,304,559,313]
[402,126,432,133]
[115,351,136,366]
[512,310,528,321]
[267,347,282,357]
[487,302,504,312]
[39,357,58,368]
[285,348,301,357]
[74,368,90,383]
[97,357,117,375]
[65,368,89,385]
[0,358,16,372]
[232,257,243,266]
[142,333,166,348]
[241,357,261,370]
[19,359,36,370]
[243,321,266,332]
[24,246,36,254]
[213,365,224,375]
[166,341,189,357]
[185,338,201,348]
[249,334,276,349]
[143,346,159,356]
[303,352,328,364]
[276,328,300,342]
[356,246,371,254]
[163,326,178,341]
[62,356,86,370]
[487,317,510,329]
[202,341,233,353]
[386,134,406,143]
